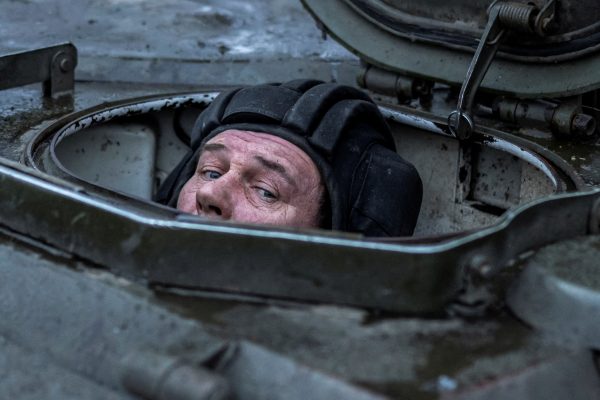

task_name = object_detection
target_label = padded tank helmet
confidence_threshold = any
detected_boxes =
[157,79,423,237]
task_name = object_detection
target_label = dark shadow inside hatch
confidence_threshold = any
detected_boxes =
[33,94,564,238]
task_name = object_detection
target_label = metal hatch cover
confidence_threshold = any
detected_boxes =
[301,0,600,98]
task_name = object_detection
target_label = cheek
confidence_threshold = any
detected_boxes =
[232,208,290,227]
[288,185,324,227]
[227,191,268,222]
[176,179,198,213]
[255,205,317,228]
[237,191,322,228]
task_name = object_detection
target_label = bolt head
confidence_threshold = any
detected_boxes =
[59,57,73,73]
[571,114,596,136]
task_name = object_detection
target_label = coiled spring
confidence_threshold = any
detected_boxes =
[496,2,536,32]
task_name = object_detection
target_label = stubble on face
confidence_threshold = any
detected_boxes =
[177,130,324,228]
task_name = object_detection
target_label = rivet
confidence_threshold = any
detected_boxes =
[59,57,73,73]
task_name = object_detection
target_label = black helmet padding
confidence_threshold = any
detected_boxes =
[155,80,422,237]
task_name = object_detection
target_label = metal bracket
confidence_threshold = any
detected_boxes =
[448,0,556,140]
[0,43,77,99]
[534,0,557,36]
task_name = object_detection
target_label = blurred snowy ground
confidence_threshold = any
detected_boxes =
[0,0,358,85]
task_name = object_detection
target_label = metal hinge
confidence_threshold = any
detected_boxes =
[493,96,597,137]
[357,64,433,105]
[0,43,77,99]
[448,0,556,140]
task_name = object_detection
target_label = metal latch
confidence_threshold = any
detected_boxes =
[0,43,77,99]
[448,0,556,140]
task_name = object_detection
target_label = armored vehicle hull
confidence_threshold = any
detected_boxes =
[1,1,600,399]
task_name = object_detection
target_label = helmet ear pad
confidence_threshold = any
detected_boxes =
[327,121,422,236]
[348,143,422,236]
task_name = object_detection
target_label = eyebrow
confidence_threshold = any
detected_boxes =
[254,155,296,188]
[201,142,228,153]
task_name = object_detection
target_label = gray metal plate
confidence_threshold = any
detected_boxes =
[203,304,600,399]
[508,234,600,348]
[55,121,157,199]
[0,335,129,400]
[0,231,401,400]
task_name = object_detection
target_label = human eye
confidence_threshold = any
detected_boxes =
[256,187,278,202]
[201,169,222,180]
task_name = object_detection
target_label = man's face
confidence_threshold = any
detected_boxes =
[177,129,324,228]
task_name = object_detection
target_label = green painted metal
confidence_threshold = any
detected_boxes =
[301,0,600,98]
[1,153,599,312]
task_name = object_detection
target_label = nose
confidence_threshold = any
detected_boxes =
[195,178,232,220]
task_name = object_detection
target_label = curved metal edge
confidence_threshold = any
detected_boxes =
[345,0,600,62]
[0,156,599,311]
[31,93,566,222]
[507,253,600,348]
[485,137,560,191]
[23,91,218,169]
[381,101,583,192]
[301,0,600,97]
[381,107,564,192]
[475,127,587,192]
[48,94,217,195]
[17,99,595,255]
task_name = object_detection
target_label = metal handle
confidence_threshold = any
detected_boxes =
[448,1,555,140]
